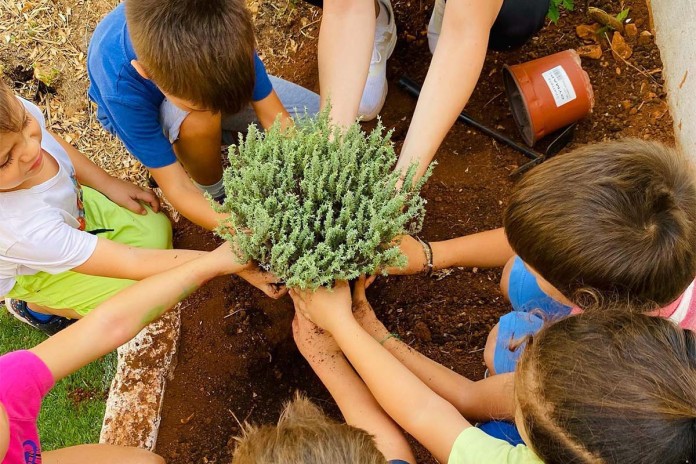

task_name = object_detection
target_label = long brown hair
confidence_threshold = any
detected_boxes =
[125,0,256,115]
[230,394,388,464]
[516,311,696,463]
[504,139,696,311]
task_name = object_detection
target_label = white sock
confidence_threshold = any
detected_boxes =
[194,177,225,199]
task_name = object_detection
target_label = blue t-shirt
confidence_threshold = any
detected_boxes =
[87,3,273,168]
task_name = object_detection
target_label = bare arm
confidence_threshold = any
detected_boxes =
[252,90,293,130]
[292,283,470,463]
[318,0,376,126]
[32,243,246,382]
[54,131,160,215]
[353,280,515,422]
[395,0,503,179]
[293,312,415,463]
[149,162,228,231]
[72,238,206,280]
[389,228,513,275]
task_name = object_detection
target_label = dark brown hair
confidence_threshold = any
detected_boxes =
[517,311,696,464]
[125,0,256,114]
[230,394,388,464]
[0,81,24,133]
[504,139,696,311]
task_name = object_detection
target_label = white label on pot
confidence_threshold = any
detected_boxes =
[542,66,577,107]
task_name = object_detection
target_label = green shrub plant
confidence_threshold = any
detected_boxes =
[216,111,432,290]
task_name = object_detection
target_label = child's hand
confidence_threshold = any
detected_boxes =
[102,178,161,215]
[289,281,352,332]
[385,235,427,275]
[292,311,341,364]
[352,276,389,340]
[237,264,287,299]
[208,242,251,275]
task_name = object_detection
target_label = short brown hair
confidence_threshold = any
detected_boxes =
[230,394,388,464]
[504,139,696,311]
[0,81,24,133]
[125,0,256,114]
[516,311,696,464]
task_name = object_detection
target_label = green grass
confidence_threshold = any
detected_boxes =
[0,306,117,450]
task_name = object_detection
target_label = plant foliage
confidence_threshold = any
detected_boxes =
[215,111,433,290]
[548,0,574,23]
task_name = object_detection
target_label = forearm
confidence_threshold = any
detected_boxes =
[74,239,207,280]
[160,179,228,231]
[431,227,513,270]
[395,0,501,179]
[331,319,468,463]
[33,253,226,381]
[309,354,415,463]
[318,0,375,126]
[252,91,292,130]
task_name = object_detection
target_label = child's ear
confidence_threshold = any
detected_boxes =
[130,60,149,80]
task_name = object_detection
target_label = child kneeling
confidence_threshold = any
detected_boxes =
[288,281,696,464]
[0,85,282,334]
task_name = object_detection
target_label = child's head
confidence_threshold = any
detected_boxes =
[125,0,256,114]
[230,394,388,464]
[504,139,696,311]
[0,81,45,191]
[515,311,696,464]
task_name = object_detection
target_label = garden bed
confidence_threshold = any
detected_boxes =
[155,0,674,463]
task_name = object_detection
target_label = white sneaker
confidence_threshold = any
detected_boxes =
[427,0,445,54]
[358,0,397,121]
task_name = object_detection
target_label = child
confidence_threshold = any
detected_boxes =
[231,394,407,464]
[390,139,696,375]
[87,0,320,231]
[229,275,517,463]
[0,84,280,334]
[291,280,696,464]
[0,242,249,464]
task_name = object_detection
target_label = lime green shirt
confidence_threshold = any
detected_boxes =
[448,427,543,464]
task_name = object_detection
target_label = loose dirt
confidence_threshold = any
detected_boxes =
[156,1,674,463]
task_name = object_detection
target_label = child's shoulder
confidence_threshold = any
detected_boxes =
[449,427,542,464]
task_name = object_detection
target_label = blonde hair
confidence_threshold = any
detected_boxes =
[516,311,696,463]
[0,81,24,133]
[231,394,388,464]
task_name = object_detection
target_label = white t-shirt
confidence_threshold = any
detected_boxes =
[0,98,97,296]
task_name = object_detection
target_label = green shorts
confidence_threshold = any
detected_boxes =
[7,186,172,316]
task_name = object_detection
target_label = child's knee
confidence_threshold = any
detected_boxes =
[500,256,516,301]
[177,110,220,142]
[142,210,173,250]
[484,323,500,375]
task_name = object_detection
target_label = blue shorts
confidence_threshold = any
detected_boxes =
[494,257,572,374]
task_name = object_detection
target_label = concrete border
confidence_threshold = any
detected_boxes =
[99,306,180,450]
[651,0,696,157]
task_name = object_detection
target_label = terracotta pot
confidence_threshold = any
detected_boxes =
[503,49,594,146]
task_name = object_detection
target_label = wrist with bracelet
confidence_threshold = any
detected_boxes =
[415,236,434,276]
[379,332,401,345]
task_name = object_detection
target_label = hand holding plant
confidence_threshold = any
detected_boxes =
[289,282,353,332]
[215,109,432,290]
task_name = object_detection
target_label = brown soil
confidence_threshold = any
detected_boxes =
[157,1,673,463]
